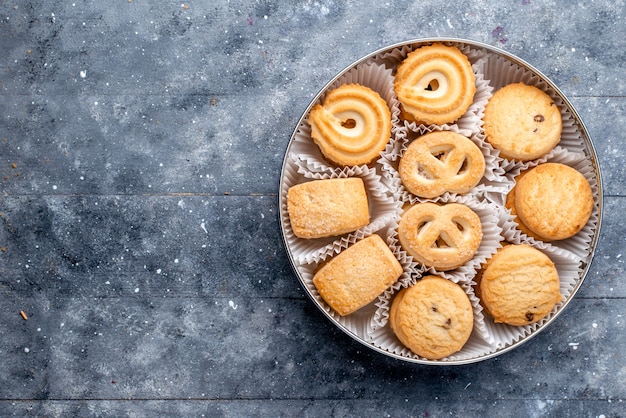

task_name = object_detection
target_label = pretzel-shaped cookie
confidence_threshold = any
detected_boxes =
[398,202,482,271]
[399,131,485,198]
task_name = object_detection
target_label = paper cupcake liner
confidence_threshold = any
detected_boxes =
[481,53,587,157]
[468,56,509,183]
[281,162,401,265]
[296,261,377,340]
[296,222,414,340]
[388,196,503,283]
[379,125,506,205]
[369,214,426,331]
[476,244,583,351]
[289,60,401,171]
[486,147,600,262]
[368,276,496,362]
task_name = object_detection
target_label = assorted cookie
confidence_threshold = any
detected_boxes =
[394,43,476,125]
[509,163,594,241]
[389,276,473,360]
[398,131,485,198]
[313,234,403,316]
[283,42,599,362]
[308,83,392,166]
[398,202,483,271]
[287,177,370,239]
[483,82,562,161]
[476,244,562,326]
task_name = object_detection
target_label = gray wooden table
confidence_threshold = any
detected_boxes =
[1,1,624,417]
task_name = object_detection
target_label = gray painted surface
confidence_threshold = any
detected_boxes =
[1,1,624,417]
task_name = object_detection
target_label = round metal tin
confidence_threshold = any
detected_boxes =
[279,38,603,365]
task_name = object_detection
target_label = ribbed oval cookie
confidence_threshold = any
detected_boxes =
[308,83,392,166]
[394,43,476,125]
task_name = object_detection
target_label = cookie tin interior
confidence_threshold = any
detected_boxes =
[278,38,603,365]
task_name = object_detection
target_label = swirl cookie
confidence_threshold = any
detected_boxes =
[287,177,370,239]
[513,163,593,241]
[308,83,392,166]
[483,82,562,161]
[398,202,482,271]
[390,276,473,360]
[477,244,562,326]
[399,131,485,198]
[394,43,476,125]
[313,234,403,316]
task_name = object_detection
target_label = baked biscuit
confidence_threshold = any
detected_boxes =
[477,244,562,326]
[394,43,476,125]
[483,82,562,161]
[287,177,369,239]
[389,277,473,360]
[308,83,392,166]
[504,171,540,239]
[399,131,485,198]
[313,234,403,316]
[398,202,482,271]
[514,163,593,241]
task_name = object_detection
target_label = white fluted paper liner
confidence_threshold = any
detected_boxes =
[370,201,494,338]
[296,260,381,341]
[368,277,496,362]
[379,125,506,206]
[368,213,427,330]
[281,161,402,265]
[485,147,600,263]
[295,222,414,340]
[398,52,492,142]
[400,197,504,283]
[482,53,587,158]
[288,60,401,171]
[478,244,583,351]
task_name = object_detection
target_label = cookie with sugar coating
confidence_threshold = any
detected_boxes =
[287,177,370,239]
[313,234,403,316]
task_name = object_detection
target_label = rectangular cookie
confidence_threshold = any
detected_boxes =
[313,234,403,316]
[287,177,369,239]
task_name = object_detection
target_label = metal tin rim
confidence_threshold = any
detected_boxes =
[278,37,604,365]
